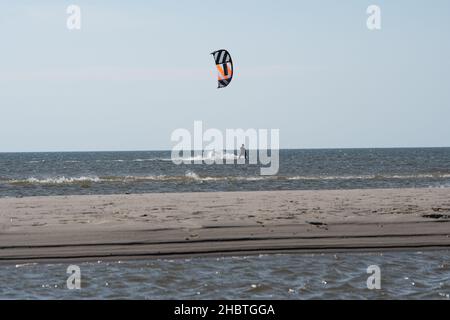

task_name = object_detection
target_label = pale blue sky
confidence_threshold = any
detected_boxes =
[1,0,449,152]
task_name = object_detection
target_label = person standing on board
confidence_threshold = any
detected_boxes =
[239,144,248,161]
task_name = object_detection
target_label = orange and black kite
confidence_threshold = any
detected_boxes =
[211,49,233,88]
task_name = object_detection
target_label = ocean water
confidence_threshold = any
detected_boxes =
[1,251,449,299]
[1,148,450,197]
[1,148,450,299]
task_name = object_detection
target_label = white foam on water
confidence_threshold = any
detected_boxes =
[89,158,176,163]
[131,158,161,162]
[10,176,101,184]
[172,150,238,163]
[286,173,450,181]
[15,263,38,268]
[185,171,201,180]
[5,172,450,186]
[95,159,125,163]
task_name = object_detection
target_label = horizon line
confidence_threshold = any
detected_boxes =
[1,146,450,153]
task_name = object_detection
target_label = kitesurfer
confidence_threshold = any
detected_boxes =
[239,144,248,160]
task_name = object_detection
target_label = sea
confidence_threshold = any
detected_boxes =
[1,148,450,197]
[1,148,449,299]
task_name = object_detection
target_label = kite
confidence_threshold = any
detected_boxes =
[211,49,233,88]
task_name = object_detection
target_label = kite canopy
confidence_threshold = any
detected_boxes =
[211,49,233,88]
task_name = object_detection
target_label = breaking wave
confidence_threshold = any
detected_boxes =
[7,176,101,185]
[287,173,450,180]
[2,172,450,186]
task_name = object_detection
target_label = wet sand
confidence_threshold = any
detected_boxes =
[1,188,450,263]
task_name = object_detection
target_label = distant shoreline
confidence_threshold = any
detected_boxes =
[1,188,450,264]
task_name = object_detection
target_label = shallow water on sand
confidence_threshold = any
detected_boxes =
[1,251,449,299]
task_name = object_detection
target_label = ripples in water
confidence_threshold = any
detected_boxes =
[2,149,450,197]
[1,251,450,299]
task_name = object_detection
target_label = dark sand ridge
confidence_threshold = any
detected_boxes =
[1,188,450,264]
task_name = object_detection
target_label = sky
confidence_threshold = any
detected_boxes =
[0,0,449,152]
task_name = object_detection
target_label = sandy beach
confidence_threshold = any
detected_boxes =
[1,188,450,264]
